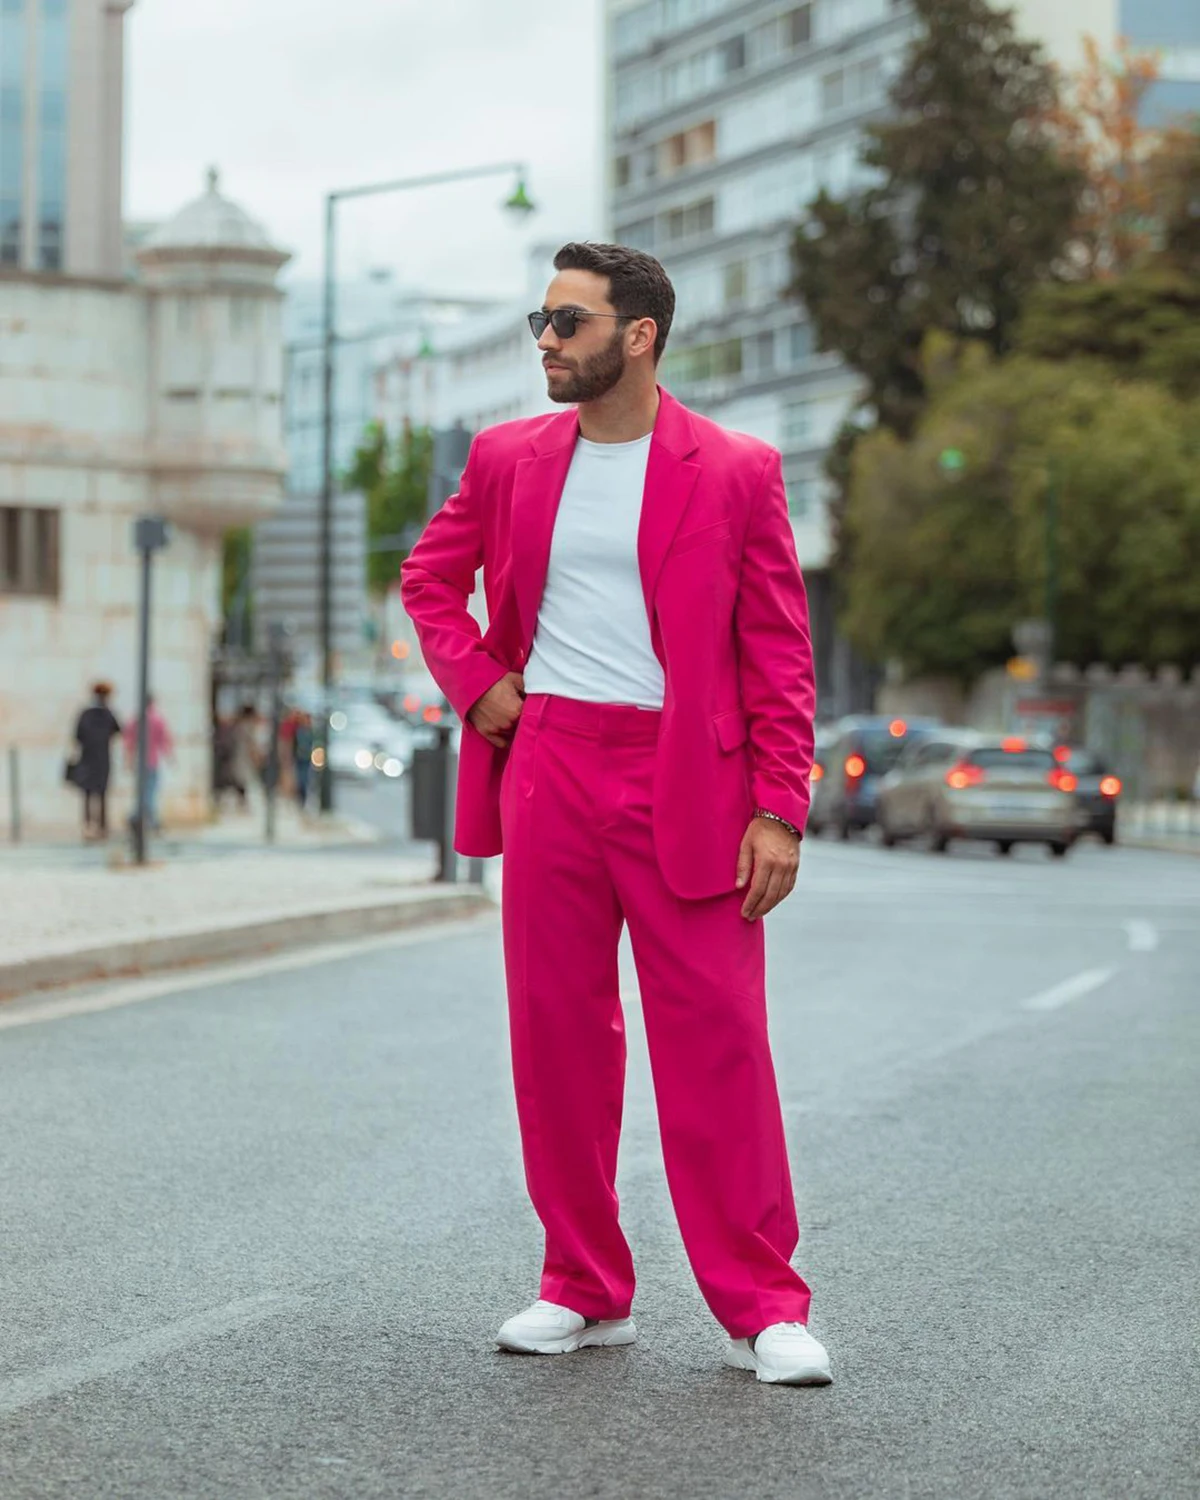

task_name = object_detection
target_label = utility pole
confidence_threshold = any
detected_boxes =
[131,517,170,865]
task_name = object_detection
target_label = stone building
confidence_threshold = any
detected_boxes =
[0,169,289,835]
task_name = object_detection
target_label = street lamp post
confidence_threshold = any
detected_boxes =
[316,162,535,813]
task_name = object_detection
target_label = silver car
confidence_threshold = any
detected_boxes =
[876,733,1077,857]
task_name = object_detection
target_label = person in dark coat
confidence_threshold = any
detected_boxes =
[71,682,121,840]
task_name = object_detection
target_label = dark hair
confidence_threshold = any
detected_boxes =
[553,242,675,362]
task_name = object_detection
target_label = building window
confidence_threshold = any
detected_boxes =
[822,69,845,113]
[662,337,743,387]
[665,196,715,242]
[614,154,631,189]
[619,217,656,251]
[787,5,813,48]
[719,34,746,75]
[748,330,776,376]
[788,322,815,365]
[787,477,820,520]
[658,120,716,179]
[1,505,59,597]
[724,259,747,304]
[782,398,817,447]
[0,0,26,267]
[36,0,68,271]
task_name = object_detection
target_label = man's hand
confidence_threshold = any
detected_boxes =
[467,672,525,750]
[736,815,801,921]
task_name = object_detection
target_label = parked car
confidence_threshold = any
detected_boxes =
[325,703,414,782]
[876,733,1077,856]
[1056,746,1122,845]
[807,717,940,838]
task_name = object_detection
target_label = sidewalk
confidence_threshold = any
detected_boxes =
[0,802,492,1000]
[1120,801,1200,856]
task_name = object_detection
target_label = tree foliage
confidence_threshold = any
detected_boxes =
[345,422,433,595]
[790,0,1083,437]
[840,344,1200,680]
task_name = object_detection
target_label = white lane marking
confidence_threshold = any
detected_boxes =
[1123,919,1160,953]
[0,1289,307,1419]
[0,913,497,1033]
[1020,968,1116,1012]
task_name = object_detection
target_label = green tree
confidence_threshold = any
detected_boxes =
[346,421,433,595]
[840,346,1200,679]
[790,0,1082,438]
[221,527,253,647]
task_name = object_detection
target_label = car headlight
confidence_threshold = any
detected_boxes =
[354,749,374,771]
[382,758,403,778]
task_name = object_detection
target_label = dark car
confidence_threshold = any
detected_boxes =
[808,716,940,838]
[1057,746,1122,845]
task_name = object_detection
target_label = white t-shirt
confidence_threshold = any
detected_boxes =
[523,433,664,709]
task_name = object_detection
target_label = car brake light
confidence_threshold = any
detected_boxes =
[403,694,420,714]
[844,754,866,779]
[423,705,443,724]
[888,719,906,737]
[1099,775,1122,797]
[946,763,985,790]
[810,762,824,782]
[1049,769,1078,792]
[1001,736,1027,753]
[1053,745,1071,764]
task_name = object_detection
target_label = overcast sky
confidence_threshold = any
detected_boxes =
[125,0,605,296]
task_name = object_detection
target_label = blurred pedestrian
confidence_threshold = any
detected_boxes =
[401,243,828,1385]
[122,694,174,832]
[228,703,259,812]
[68,682,121,841]
[292,711,315,810]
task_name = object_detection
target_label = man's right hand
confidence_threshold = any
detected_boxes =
[467,672,525,750]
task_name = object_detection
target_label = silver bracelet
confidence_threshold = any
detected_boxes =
[754,808,802,839]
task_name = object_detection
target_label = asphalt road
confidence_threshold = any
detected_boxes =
[1,836,1197,1500]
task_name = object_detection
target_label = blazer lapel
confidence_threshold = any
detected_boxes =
[638,389,701,620]
[510,410,579,653]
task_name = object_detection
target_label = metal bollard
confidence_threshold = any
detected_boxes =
[411,723,457,881]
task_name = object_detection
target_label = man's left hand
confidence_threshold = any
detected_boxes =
[736,816,801,922]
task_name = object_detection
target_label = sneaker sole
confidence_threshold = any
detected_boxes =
[496,1318,637,1356]
[724,1345,833,1386]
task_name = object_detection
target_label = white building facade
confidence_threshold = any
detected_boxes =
[0,170,289,834]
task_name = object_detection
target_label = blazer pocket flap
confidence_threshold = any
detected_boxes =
[671,519,732,557]
[714,709,749,753]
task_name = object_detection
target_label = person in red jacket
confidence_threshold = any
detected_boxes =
[401,242,829,1386]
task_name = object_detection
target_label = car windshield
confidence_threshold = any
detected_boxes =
[968,748,1055,771]
[855,730,923,774]
[1065,750,1104,775]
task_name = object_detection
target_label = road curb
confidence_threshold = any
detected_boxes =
[1119,836,1200,858]
[0,887,494,1002]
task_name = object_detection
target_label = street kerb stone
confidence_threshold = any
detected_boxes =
[0,887,493,1001]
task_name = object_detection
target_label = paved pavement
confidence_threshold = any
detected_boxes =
[1,836,1197,1499]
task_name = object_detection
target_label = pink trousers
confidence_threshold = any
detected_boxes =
[499,694,812,1339]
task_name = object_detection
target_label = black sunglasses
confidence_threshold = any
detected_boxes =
[527,308,631,340]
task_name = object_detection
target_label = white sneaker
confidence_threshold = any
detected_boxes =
[495,1299,637,1356]
[725,1322,833,1385]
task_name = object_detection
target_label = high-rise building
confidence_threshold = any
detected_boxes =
[605,0,1199,712]
[0,0,133,277]
[606,0,919,708]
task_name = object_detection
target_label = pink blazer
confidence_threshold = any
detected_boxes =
[400,388,816,900]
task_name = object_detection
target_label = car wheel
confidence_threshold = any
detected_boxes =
[1102,827,1116,847]
[879,816,898,849]
[837,816,851,842]
[925,807,949,854]
[1049,841,1070,858]
[996,840,1013,856]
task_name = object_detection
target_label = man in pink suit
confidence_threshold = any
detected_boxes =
[400,242,831,1386]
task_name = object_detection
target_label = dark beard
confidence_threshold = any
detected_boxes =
[547,329,627,403]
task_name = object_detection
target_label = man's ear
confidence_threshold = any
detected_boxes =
[630,318,658,358]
